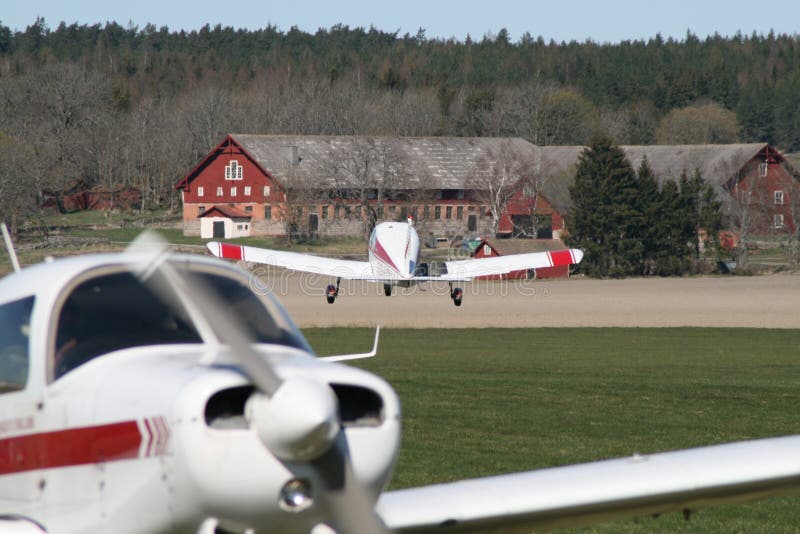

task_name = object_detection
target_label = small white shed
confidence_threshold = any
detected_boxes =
[199,205,253,239]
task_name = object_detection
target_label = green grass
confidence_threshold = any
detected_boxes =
[303,327,800,532]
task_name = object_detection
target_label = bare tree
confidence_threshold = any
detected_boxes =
[0,133,34,237]
[470,140,537,237]
[777,176,800,269]
[324,137,412,234]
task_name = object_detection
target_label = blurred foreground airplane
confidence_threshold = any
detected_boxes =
[2,228,800,533]
[207,218,583,306]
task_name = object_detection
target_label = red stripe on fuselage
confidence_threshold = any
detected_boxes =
[0,421,142,476]
[548,249,574,266]
[219,243,244,261]
[372,238,400,274]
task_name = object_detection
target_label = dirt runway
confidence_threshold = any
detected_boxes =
[245,266,800,328]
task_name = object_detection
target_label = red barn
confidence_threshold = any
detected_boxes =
[174,135,285,237]
[725,145,800,235]
[497,191,564,239]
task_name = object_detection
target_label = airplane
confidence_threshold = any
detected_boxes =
[206,217,584,306]
[3,228,800,533]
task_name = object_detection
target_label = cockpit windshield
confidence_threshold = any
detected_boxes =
[53,265,311,379]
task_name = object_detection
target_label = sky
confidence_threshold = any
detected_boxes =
[3,0,800,44]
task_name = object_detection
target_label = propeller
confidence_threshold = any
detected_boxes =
[126,233,387,533]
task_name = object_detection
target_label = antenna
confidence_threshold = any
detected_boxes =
[1,222,21,273]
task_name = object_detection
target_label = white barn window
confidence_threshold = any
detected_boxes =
[244,186,251,196]
[225,160,243,180]
[216,186,223,197]
[263,185,271,197]
[759,162,768,177]
[230,186,237,196]
[774,190,784,205]
[197,186,204,197]
[774,214,785,229]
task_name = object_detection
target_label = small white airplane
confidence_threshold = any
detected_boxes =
[3,228,800,533]
[206,218,584,306]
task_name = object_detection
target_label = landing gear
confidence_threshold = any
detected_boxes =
[383,284,392,297]
[326,278,341,304]
[450,286,463,307]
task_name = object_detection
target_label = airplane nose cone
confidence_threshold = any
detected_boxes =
[245,378,340,462]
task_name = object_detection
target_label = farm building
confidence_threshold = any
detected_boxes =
[175,135,563,240]
[198,205,253,239]
[176,136,799,241]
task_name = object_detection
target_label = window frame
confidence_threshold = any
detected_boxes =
[225,160,244,181]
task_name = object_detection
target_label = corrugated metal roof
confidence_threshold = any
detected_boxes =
[233,134,535,190]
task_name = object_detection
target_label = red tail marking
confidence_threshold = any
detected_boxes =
[219,243,244,261]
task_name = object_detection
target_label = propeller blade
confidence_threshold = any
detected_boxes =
[313,439,388,534]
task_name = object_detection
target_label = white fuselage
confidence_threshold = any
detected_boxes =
[0,254,402,534]
[367,222,420,281]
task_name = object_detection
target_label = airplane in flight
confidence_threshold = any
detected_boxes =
[206,218,584,306]
[2,229,800,533]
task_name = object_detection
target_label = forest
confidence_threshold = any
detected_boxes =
[1,18,799,226]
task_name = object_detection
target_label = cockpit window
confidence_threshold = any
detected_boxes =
[54,271,201,378]
[0,296,34,392]
[53,267,310,380]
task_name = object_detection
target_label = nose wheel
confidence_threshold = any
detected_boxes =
[326,278,341,304]
[450,287,463,306]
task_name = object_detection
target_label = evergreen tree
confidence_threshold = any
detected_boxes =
[655,178,690,275]
[635,156,664,275]
[683,168,723,269]
[565,136,643,277]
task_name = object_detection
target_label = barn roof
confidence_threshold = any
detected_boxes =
[200,205,252,219]
[232,134,535,190]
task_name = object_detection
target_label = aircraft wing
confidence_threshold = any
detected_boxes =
[441,248,583,280]
[376,434,800,533]
[206,242,374,279]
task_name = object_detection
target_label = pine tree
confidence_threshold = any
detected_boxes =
[635,156,664,275]
[566,136,642,277]
[684,168,723,269]
[655,179,690,275]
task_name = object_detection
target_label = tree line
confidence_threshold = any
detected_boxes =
[0,18,798,231]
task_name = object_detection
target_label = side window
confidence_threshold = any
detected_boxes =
[0,296,35,392]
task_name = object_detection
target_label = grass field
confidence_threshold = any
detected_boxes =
[304,327,800,532]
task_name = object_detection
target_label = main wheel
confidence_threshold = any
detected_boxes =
[452,287,463,306]
[384,284,392,297]
[326,284,337,304]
